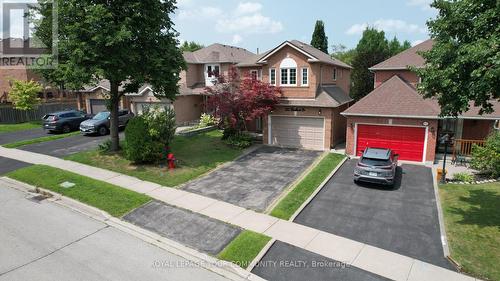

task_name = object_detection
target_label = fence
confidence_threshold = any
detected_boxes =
[0,101,78,124]
[452,139,486,159]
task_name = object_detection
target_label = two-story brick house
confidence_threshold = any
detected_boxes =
[237,40,352,150]
[342,39,500,163]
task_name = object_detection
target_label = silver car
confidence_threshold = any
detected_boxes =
[80,110,134,136]
[354,148,399,186]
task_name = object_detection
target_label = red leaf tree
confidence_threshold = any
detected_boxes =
[205,67,282,134]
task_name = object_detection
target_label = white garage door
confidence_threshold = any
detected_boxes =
[270,116,325,150]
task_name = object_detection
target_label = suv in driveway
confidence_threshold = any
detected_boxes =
[43,110,90,133]
[80,110,134,136]
[354,148,399,186]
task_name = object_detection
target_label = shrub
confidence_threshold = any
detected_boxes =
[124,116,162,163]
[198,113,216,128]
[470,132,500,178]
[142,106,177,148]
[453,172,475,183]
[224,132,252,149]
[98,139,113,153]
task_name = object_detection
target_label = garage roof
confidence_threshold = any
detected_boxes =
[279,84,352,108]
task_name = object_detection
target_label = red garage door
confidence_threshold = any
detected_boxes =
[356,124,426,162]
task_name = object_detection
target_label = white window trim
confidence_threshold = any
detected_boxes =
[269,68,276,85]
[250,69,261,80]
[280,68,297,86]
[301,67,309,86]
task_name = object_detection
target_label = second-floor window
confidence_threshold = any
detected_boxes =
[301,68,308,86]
[205,64,220,86]
[279,58,297,86]
[269,68,276,85]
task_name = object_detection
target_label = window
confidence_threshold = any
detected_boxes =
[333,68,337,81]
[269,68,276,85]
[250,69,260,80]
[301,68,308,86]
[279,58,298,86]
[289,68,296,85]
[281,68,288,85]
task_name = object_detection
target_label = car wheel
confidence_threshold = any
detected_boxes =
[98,126,108,136]
[62,124,71,134]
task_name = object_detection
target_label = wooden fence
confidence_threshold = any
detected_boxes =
[452,139,486,159]
[0,101,78,124]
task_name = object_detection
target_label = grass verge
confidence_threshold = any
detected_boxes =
[439,182,500,281]
[0,121,41,133]
[270,153,345,220]
[3,131,80,148]
[65,130,243,187]
[7,165,150,217]
[217,230,271,269]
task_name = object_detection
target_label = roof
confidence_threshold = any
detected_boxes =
[183,43,255,64]
[342,75,441,118]
[462,101,500,119]
[363,148,391,159]
[369,39,434,70]
[279,84,352,108]
[237,40,352,69]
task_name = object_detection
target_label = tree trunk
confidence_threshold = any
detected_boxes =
[109,80,120,152]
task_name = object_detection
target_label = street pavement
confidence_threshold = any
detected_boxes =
[0,184,230,281]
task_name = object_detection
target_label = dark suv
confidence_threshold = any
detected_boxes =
[42,110,90,133]
[354,148,399,186]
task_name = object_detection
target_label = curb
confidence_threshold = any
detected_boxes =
[430,168,452,259]
[247,239,276,273]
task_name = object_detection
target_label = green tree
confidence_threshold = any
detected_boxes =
[331,44,356,65]
[414,0,499,116]
[180,41,205,52]
[350,28,390,101]
[310,20,328,53]
[8,79,42,110]
[35,0,185,151]
[388,36,411,56]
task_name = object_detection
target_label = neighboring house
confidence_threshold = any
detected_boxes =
[342,39,500,163]
[237,40,352,150]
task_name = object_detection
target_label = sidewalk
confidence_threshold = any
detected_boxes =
[0,146,478,281]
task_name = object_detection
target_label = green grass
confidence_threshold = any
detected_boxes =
[0,121,41,133]
[270,153,345,220]
[7,165,151,217]
[439,182,500,281]
[65,130,243,187]
[217,230,271,269]
[3,131,80,148]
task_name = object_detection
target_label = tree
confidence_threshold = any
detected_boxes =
[331,44,356,65]
[35,0,185,151]
[414,0,499,116]
[8,79,42,110]
[388,36,411,56]
[206,68,282,135]
[310,20,328,53]
[350,28,390,101]
[180,41,204,52]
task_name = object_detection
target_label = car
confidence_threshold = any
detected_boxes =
[354,147,399,187]
[79,109,134,136]
[42,110,90,133]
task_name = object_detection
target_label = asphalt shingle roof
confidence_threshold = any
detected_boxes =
[279,84,352,108]
[183,43,255,64]
[370,39,434,70]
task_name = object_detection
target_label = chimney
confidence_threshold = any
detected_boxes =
[256,48,259,54]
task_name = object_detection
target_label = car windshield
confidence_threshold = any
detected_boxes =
[43,114,56,120]
[92,112,110,120]
[361,157,392,167]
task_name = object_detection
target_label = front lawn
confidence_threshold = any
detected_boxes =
[3,131,80,148]
[65,130,243,187]
[0,121,41,133]
[8,165,151,217]
[439,182,500,281]
[270,153,345,220]
[217,230,271,269]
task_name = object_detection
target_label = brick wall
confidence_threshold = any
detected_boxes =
[173,95,204,124]
[462,119,494,140]
[374,70,419,88]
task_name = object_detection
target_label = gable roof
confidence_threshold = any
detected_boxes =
[183,43,255,64]
[342,75,441,118]
[369,39,434,71]
[279,84,352,108]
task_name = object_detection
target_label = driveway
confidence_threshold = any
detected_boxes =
[0,128,47,145]
[0,157,31,175]
[182,146,321,211]
[294,159,454,269]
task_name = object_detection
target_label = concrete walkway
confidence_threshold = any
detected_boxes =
[0,146,478,281]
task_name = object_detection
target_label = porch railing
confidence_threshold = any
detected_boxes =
[452,139,486,158]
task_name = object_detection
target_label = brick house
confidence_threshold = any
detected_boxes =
[342,39,500,163]
[236,40,352,150]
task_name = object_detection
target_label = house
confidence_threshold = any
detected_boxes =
[342,39,500,163]
[237,40,352,150]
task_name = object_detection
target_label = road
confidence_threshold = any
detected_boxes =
[0,182,230,281]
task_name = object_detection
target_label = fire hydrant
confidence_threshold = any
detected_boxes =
[167,153,176,170]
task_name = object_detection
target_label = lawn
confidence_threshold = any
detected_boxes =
[217,230,271,269]
[7,165,151,217]
[270,153,345,220]
[439,182,500,281]
[0,121,41,133]
[65,130,243,187]
[3,131,80,148]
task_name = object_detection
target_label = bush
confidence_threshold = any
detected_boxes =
[198,113,216,128]
[98,139,113,153]
[453,172,475,183]
[470,132,500,178]
[142,106,176,148]
[124,116,162,163]
[224,133,252,149]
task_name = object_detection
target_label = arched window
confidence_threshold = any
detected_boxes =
[279,58,297,86]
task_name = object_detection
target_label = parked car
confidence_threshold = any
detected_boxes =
[43,110,90,133]
[354,147,399,187]
[80,109,134,136]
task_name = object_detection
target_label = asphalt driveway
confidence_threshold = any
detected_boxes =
[294,159,454,269]
[0,128,47,145]
[0,157,31,175]
[182,146,321,211]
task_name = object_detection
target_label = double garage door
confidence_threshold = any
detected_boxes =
[270,116,324,150]
[356,124,426,162]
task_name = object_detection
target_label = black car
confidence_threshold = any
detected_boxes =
[354,147,399,187]
[42,110,90,133]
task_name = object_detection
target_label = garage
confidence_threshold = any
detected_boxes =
[356,124,426,161]
[89,99,107,114]
[270,116,325,150]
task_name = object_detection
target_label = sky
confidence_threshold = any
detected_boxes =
[174,0,438,53]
